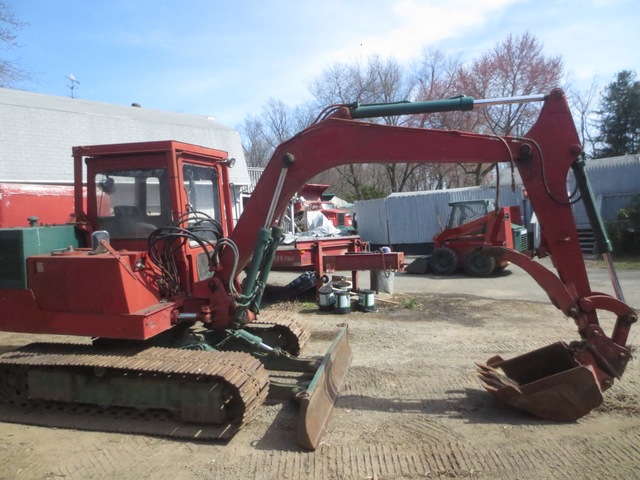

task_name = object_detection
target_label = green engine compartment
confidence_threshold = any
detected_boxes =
[0,225,82,289]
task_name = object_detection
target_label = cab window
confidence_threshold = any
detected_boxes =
[95,168,171,239]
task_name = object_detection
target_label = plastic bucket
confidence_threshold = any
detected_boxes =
[318,286,335,311]
[357,289,376,312]
[333,281,351,291]
[334,290,352,314]
[370,270,394,295]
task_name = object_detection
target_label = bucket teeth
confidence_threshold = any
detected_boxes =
[478,373,512,392]
[476,363,521,391]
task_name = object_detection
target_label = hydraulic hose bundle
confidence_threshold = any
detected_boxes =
[147,211,231,297]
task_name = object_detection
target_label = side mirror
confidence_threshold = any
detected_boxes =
[91,230,110,254]
[98,177,115,194]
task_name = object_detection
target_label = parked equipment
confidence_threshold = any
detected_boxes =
[0,89,636,449]
[429,199,528,276]
[273,235,403,290]
[0,183,76,227]
[293,183,354,232]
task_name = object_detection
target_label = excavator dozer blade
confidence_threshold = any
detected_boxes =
[296,325,352,450]
[477,342,603,421]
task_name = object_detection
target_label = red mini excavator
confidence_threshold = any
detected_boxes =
[0,89,635,448]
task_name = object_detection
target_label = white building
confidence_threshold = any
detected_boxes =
[0,88,251,220]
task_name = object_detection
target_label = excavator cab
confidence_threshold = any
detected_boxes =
[95,171,169,240]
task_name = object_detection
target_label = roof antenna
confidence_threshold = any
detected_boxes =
[66,74,80,98]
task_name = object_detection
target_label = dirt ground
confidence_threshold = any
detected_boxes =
[1,271,639,479]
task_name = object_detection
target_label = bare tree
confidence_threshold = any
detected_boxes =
[309,55,420,198]
[568,80,600,157]
[0,2,30,87]
[240,33,565,195]
[309,55,413,108]
[240,98,314,167]
[412,48,462,109]
[241,115,273,168]
[410,48,482,189]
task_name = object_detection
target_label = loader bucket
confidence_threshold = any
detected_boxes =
[296,325,352,450]
[477,342,603,421]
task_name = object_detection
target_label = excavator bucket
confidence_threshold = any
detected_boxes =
[296,325,352,450]
[477,342,603,421]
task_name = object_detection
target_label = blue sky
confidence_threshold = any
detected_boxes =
[7,0,640,128]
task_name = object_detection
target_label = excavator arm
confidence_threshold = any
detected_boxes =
[215,88,636,421]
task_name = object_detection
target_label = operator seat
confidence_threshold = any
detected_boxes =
[113,205,157,238]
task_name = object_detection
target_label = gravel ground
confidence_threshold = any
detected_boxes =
[0,260,638,480]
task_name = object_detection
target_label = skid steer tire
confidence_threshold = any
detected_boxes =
[429,247,458,275]
[464,250,497,277]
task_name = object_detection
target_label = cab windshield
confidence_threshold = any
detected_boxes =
[94,168,171,239]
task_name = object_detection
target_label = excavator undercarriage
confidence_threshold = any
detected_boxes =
[0,319,351,448]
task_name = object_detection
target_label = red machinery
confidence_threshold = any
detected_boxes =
[0,183,76,227]
[293,183,354,231]
[429,200,527,276]
[0,89,636,449]
[273,235,403,290]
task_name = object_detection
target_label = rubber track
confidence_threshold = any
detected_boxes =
[0,343,269,440]
[245,311,311,355]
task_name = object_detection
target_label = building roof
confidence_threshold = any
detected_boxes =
[585,153,640,170]
[0,88,250,185]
